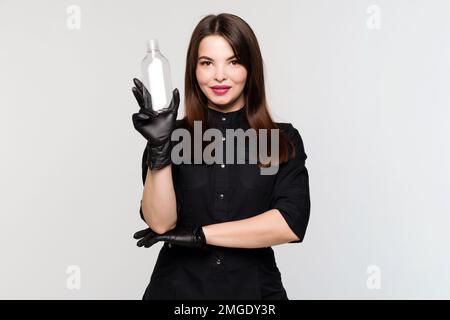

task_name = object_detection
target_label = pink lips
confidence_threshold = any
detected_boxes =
[211,85,231,95]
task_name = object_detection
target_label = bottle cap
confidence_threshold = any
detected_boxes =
[146,39,159,52]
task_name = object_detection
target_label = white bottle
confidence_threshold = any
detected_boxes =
[141,39,173,113]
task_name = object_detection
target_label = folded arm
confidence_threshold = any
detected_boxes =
[202,209,300,249]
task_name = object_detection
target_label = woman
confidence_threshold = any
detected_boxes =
[131,13,310,300]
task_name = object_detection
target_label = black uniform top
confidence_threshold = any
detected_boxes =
[138,105,310,300]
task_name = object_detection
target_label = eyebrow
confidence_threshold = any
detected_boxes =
[198,55,237,61]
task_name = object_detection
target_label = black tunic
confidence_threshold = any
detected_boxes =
[138,105,310,300]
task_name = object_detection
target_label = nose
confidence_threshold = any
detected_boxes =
[214,64,227,82]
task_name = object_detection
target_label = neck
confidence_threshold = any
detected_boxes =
[207,104,245,114]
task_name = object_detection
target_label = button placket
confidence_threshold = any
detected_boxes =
[207,108,247,222]
[211,130,228,221]
[213,249,225,267]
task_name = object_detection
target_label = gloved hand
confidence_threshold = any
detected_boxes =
[131,78,180,170]
[133,225,207,249]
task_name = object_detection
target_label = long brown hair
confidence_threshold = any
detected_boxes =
[183,13,295,166]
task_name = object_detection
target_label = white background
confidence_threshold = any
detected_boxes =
[0,0,449,299]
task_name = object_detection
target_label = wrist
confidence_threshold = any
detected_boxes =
[195,226,207,246]
[199,226,209,245]
[147,139,172,170]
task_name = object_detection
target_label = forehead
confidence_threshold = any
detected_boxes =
[198,35,234,58]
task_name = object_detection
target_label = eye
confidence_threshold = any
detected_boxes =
[231,60,239,65]
[200,61,212,66]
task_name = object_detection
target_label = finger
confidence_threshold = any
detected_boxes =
[132,112,150,121]
[141,107,157,119]
[132,112,151,128]
[137,239,146,247]
[158,94,178,114]
[132,87,144,109]
[137,236,150,247]
[174,88,180,111]
[156,106,172,115]
[169,88,180,113]
[133,228,152,239]
[137,232,158,247]
[133,78,143,92]
[133,78,155,111]
[132,106,158,124]
[143,237,159,248]
[134,228,151,240]
[142,85,153,111]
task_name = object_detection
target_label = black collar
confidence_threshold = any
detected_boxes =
[206,105,248,129]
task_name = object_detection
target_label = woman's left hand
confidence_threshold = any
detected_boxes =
[133,225,207,249]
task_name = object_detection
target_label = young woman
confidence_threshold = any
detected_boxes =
[131,13,310,300]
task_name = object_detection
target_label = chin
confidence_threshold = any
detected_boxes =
[211,101,234,109]
[211,95,235,103]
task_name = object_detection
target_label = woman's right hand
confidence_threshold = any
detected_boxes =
[132,78,180,170]
[131,78,180,146]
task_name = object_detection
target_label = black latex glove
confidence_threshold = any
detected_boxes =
[131,78,180,170]
[133,225,207,249]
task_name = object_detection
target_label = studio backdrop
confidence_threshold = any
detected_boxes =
[0,0,449,299]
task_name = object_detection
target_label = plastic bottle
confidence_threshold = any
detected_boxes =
[141,39,173,113]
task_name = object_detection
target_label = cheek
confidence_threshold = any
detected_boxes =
[196,67,211,86]
[232,68,248,85]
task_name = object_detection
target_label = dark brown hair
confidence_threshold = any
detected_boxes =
[183,13,295,166]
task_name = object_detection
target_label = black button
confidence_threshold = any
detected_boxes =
[216,258,222,265]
